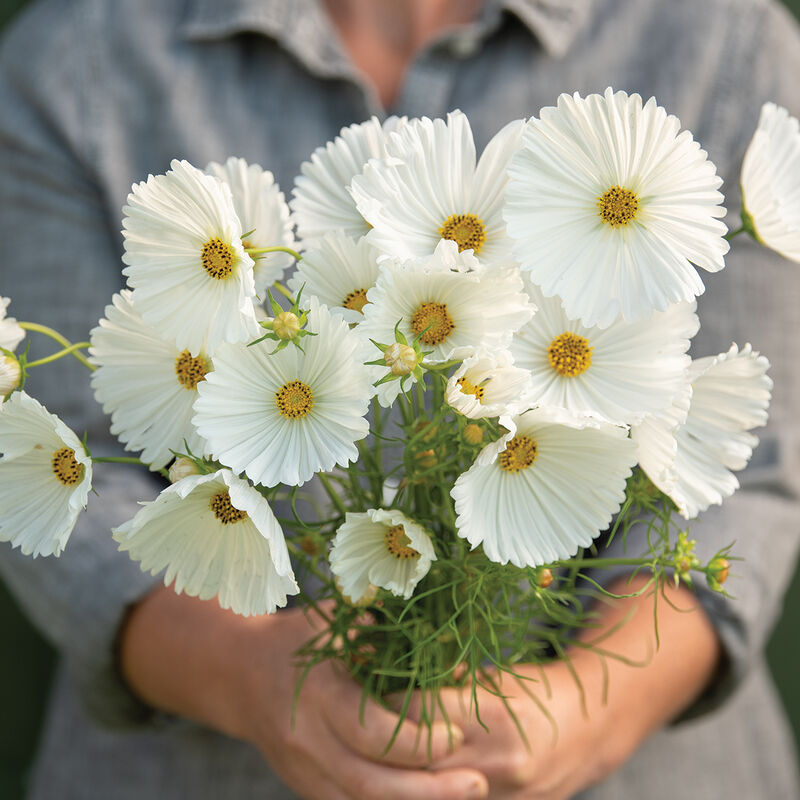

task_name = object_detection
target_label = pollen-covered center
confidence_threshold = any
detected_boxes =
[438,213,487,253]
[498,435,538,474]
[343,288,369,314]
[276,380,314,419]
[384,524,421,560]
[209,490,248,524]
[597,185,639,227]
[547,332,593,377]
[411,302,455,346]
[174,350,209,390]
[51,447,84,486]
[457,377,485,401]
[201,237,235,279]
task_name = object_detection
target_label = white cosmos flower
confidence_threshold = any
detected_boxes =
[452,408,636,568]
[445,350,533,419]
[351,111,524,267]
[206,157,296,295]
[330,508,435,601]
[505,88,728,328]
[291,116,408,243]
[287,231,382,324]
[113,469,298,616]
[0,297,24,352]
[89,291,211,471]
[631,383,692,496]
[193,299,373,487]
[122,158,259,355]
[641,344,772,519]
[358,240,535,366]
[0,392,92,557]
[741,102,800,262]
[510,280,698,425]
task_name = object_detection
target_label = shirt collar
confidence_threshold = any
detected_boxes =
[181,0,593,60]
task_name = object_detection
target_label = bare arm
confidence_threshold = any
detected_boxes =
[119,585,490,800]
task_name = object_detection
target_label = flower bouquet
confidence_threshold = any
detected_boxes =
[1,89,795,742]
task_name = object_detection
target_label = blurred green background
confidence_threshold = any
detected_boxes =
[1,0,799,797]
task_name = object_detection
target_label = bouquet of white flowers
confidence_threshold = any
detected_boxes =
[1,88,795,741]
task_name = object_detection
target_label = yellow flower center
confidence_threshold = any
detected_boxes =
[457,376,485,401]
[174,350,209,390]
[209,490,248,524]
[276,380,314,419]
[51,447,84,486]
[597,185,639,227]
[439,213,487,253]
[201,237,235,279]
[411,301,455,346]
[547,332,593,377]
[498,435,538,474]
[343,288,369,314]
[384,524,421,560]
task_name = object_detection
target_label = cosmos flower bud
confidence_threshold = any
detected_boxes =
[384,342,418,375]
[168,456,200,483]
[535,567,554,589]
[0,354,21,399]
[707,557,730,585]
[273,311,301,340]
[463,423,483,445]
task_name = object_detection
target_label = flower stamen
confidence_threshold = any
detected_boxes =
[597,186,639,227]
[499,435,538,474]
[343,288,369,313]
[384,524,421,560]
[209,490,248,524]
[439,213,487,253]
[457,377,485,401]
[276,380,314,419]
[201,237,235,279]
[411,301,455,345]
[51,447,84,486]
[547,332,593,377]
[174,351,209,390]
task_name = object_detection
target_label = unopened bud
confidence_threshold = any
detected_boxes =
[300,535,319,556]
[0,355,21,398]
[384,342,418,375]
[708,557,730,585]
[169,456,199,483]
[415,448,437,469]
[273,311,301,340]
[463,423,483,445]
[535,567,554,589]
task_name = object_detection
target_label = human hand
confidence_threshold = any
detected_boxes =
[416,577,720,799]
[120,587,489,800]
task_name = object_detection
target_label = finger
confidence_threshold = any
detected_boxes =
[338,761,489,800]
[323,690,465,767]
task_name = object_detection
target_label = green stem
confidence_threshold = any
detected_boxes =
[246,245,303,261]
[91,455,169,480]
[26,342,92,368]
[272,281,295,302]
[318,473,348,517]
[19,322,95,371]
[724,225,745,241]
[560,557,656,569]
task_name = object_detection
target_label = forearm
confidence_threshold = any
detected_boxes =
[119,584,270,741]
[564,574,721,763]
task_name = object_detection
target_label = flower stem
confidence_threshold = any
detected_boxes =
[246,245,303,261]
[92,455,169,479]
[26,342,92,368]
[724,225,745,241]
[19,322,95,371]
[272,281,295,302]
[318,473,348,517]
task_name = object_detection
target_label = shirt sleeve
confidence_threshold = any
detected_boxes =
[0,4,164,727]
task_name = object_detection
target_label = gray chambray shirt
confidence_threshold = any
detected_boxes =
[1,0,799,797]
